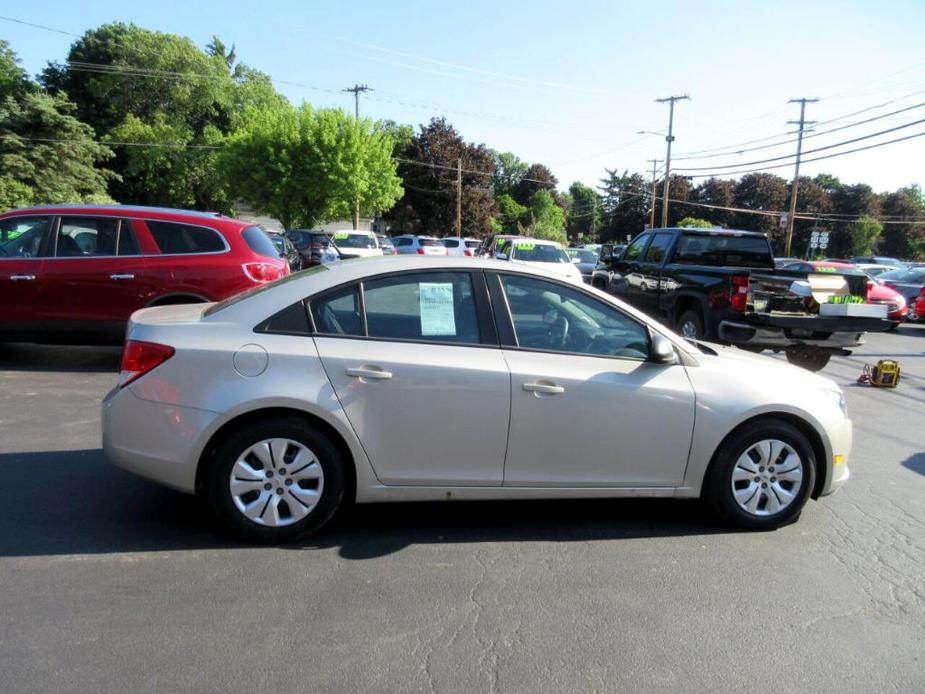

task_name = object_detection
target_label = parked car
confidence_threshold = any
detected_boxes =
[914,287,925,322]
[103,256,852,543]
[783,261,907,328]
[850,255,906,267]
[328,230,383,258]
[496,238,584,284]
[377,235,397,256]
[591,227,891,371]
[441,236,481,257]
[475,233,521,257]
[391,234,448,255]
[285,229,337,267]
[0,205,289,344]
[267,231,303,272]
[877,266,925,321]
[566,247,599,284]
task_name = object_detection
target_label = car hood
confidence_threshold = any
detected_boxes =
[692,340,839,392]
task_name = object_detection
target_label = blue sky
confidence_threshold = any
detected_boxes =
[4,0,924,193]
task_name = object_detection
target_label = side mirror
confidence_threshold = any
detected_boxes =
[495,253,508,260]
[650,333,678,365]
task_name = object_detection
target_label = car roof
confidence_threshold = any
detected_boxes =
[665,227,766,238]
[507,237,561,246]
[1,204,253,229]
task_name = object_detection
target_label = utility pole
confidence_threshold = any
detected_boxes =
[647,159,662,229]
[783,97,819,256]
[655,95,689,228]
[589,196,597,240]
[456,158,462,236]
[343,84,373,228]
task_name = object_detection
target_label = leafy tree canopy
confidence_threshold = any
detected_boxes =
[676,216,713,228]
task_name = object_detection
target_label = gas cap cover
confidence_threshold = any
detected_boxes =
[233,344,269,377]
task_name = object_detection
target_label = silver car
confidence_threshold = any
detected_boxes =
[103,257,851,543]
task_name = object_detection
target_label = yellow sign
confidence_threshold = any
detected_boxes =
[333,232,350,240]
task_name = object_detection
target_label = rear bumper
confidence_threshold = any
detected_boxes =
[102,386,218,494]
[718,320,868,350]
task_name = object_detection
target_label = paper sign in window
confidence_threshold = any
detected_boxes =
[419,282,456,336]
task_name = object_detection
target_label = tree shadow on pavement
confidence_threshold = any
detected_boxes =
[0,343,120,373]
[0,449,730,559]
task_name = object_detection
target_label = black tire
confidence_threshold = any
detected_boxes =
[206,416,345,543]
[785,349,831,372]
[888,322,899,331]
[676,309,704,340]
[705,418,816,530]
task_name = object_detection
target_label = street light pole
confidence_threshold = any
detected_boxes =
[655,95,689,228]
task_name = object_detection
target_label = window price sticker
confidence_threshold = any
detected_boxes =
[419,283,456,336]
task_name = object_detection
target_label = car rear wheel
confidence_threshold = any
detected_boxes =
[705,418,816,530]
[676,310,704,340]
[207,417,344,543]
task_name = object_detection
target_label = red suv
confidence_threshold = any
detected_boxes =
[0,205,289,344]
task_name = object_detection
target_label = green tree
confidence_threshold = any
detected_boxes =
[222,103,402,229]
[495,193,527,233]
[879,189,925,259]
[691,177,734,227]
[676,216,713,228]
[0,40,34,102]
[847,215,883,256]
[566,181,602,243]
[491,151,528,197]
[0,91,115,209]
[598,169,649,241]
[520,189,566,243]
[732,173,789,243]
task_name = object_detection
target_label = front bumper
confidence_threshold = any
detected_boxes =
[819,415,852,497]
[102,386,219,494]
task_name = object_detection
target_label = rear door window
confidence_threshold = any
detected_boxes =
[311,284,364,336]
[146,220,226,254]
[363,271,481,345]
[56,217,120,257]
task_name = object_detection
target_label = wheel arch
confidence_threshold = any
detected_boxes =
[195,407,357,505]
[702,412,829,500]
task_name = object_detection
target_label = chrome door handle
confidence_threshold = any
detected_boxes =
[523,382,565,395]
[10,274,36,282]
[110,274,135,280]
[346,367,393,380]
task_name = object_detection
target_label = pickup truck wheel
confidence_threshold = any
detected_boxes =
[676,310,704,340]
[705,418,816,530]
[785,349,831,372]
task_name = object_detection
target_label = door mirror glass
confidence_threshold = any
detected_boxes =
[650,333,678,365]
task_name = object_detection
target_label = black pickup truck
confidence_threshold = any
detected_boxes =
[591,227,892,371]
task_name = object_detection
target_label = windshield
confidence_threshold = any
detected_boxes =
[332,232,376,249]
[567,249,597,263]
[511,243,569,263]
[880,268,925,283]
[418,237,440,247]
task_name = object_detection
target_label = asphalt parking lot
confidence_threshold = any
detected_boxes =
[1,327,923,693]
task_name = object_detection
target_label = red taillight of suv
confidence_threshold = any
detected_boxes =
[464,249,473,257]
[417,248,425,254]
[120,340,175,388]
[242,262,288,283]
[730,275,749,312]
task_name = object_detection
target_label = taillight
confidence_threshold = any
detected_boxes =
[919,287,925,297]
[464,249,473,256]
[310,242,322,249]
[730,275,749,312]
[242,262,287,283]
[120,340,175,388]
[417,248,425,254]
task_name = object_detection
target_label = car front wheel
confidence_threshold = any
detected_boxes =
[207,417,345,543]
[705,418,816,530]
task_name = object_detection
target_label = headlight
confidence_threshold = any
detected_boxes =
[825,389,848,417]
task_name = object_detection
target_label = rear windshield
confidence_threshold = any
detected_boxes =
[880,268,925,283]
[242,226,281,258]
[673,233,772,268]
[511,243,569,263]
[465,240,481,249]
[418,237,440,247]
[333,232,376,249]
